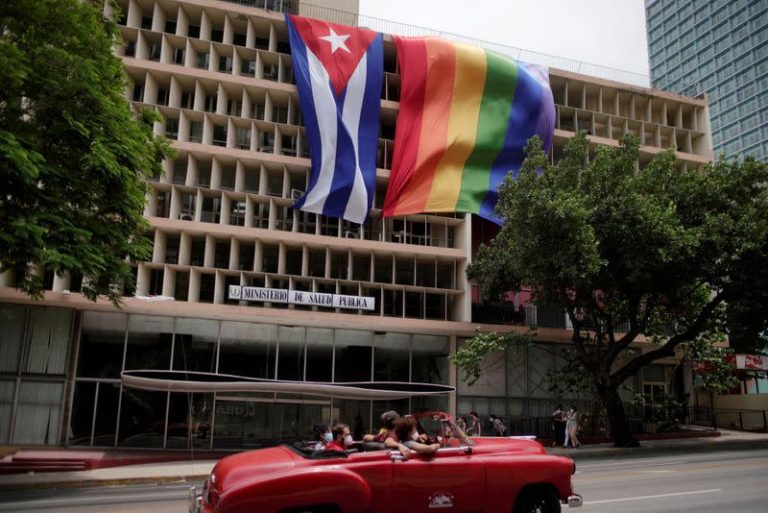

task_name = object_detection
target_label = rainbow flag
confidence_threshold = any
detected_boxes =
[382,37,555,223]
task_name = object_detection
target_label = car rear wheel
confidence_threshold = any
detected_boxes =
[513,487,561,513]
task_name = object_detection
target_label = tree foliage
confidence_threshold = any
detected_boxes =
[0,0,174,303]
[460,132,768,446]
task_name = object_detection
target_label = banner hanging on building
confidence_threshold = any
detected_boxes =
[286,15,383,224]
[382,36,555,224]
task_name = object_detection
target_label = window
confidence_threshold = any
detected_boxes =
[260,130,274,152]
[188,25,200,38]
[236,127,251,150]
[242,59,256,77]
[211,29,223,43]
[227,100,242,117]
[156,88,169,106]
[132,83,143,102]
[263,64,278,80]
[189,121,203,143]
[141,16,152,30]
[213,125,228,147]
[218,56,233,73]
[165,118,179,140]
[180,91,194,109]
[196,52,209,69]
[230,201,246,226]
[149,43,161,61]
[233,33,246,46]
[165,20,177,34]
[124,40,136,57]
[173,47,185,65]
[205,95,217,113]
[172,160,187,184]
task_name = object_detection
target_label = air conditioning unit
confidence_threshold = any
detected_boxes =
[290,188,304,201]
[180,214,193,221]
[344,230,358,239]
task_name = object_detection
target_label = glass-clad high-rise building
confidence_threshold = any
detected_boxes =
[646,0,768,161]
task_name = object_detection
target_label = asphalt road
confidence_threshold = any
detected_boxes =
[0,449,765,512]
[574,448,768,512]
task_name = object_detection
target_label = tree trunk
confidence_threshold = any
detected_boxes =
[597,385,640,447]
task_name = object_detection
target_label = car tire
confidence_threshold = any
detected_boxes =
[513,487,561,513]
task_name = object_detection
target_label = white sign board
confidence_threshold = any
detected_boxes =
[228,286,375,311]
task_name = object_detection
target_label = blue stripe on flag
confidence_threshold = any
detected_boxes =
[286,17,322,211]
[479,63,545,223]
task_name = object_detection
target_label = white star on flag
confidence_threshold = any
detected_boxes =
[320,28,351,54]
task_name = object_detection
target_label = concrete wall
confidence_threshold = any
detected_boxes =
[714,394,768,410]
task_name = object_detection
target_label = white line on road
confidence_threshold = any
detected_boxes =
[579,460,690,472]
[585,488,723,505]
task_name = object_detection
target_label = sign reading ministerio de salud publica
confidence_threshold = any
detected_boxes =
[228,285,375,311]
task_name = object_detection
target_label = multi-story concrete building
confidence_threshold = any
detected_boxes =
[0,0,713,449]
[646,0,768,161]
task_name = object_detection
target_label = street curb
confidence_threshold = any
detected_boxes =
[547,437,768,461]
[0,474,208,491]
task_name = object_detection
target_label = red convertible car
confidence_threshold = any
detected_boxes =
[189,412,582,513]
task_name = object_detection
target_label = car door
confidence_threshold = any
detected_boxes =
[390,447,485,513]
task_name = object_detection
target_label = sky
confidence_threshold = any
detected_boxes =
[357,0,650,77]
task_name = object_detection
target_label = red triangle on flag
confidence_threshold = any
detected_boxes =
[289,15,378,95]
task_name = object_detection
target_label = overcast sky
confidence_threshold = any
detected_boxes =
[357,0,650,76]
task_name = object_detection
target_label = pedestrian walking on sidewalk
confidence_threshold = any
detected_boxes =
[565,406,581,448]
[551,405,566,447]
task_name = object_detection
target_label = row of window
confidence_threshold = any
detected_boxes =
[137,264,459,320]
[148,228,459,285]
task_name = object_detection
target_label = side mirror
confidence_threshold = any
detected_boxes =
[463,445,473,455]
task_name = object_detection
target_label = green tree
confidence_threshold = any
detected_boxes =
[460,132,768,446]
[0,0,173,304]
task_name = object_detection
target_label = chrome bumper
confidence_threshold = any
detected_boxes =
[568,494,583,507]
[188,486,203,513]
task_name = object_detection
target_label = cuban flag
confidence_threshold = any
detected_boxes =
[286,15,383,224]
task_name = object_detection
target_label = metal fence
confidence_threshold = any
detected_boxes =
[464,404,768,440]
[687,406,768,432]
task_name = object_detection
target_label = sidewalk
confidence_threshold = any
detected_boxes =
[547,428,768,460]
[1,429,767,491]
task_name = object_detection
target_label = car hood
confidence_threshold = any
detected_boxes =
[212,446,299,490]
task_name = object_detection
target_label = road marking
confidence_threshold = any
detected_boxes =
[586,488,722,505]
[580,460,689,472]
[640,470,676,473]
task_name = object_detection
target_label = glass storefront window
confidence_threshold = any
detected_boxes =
[0,380,15,443]
[166,392,213,449]
[277,326,305,381]
[213,394,277,449]
[69,381,121,447]
[69,381,95,445]
[118,388,168,447]
[172,318,218,372]
[374,332,410,382]
[78,312,127,379]
[25,308,72,375]
[124,315,173,371]
[412,334,449,384]
[14,380,64,444]
[305,328,333,382]
[0,305,26,373]
[218,322,276,378]
[334,329,372,382]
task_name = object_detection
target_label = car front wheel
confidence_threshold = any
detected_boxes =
[513,488,562,513]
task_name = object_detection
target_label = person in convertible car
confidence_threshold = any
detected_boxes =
[325,423,351,452]
[384,416,440,459]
